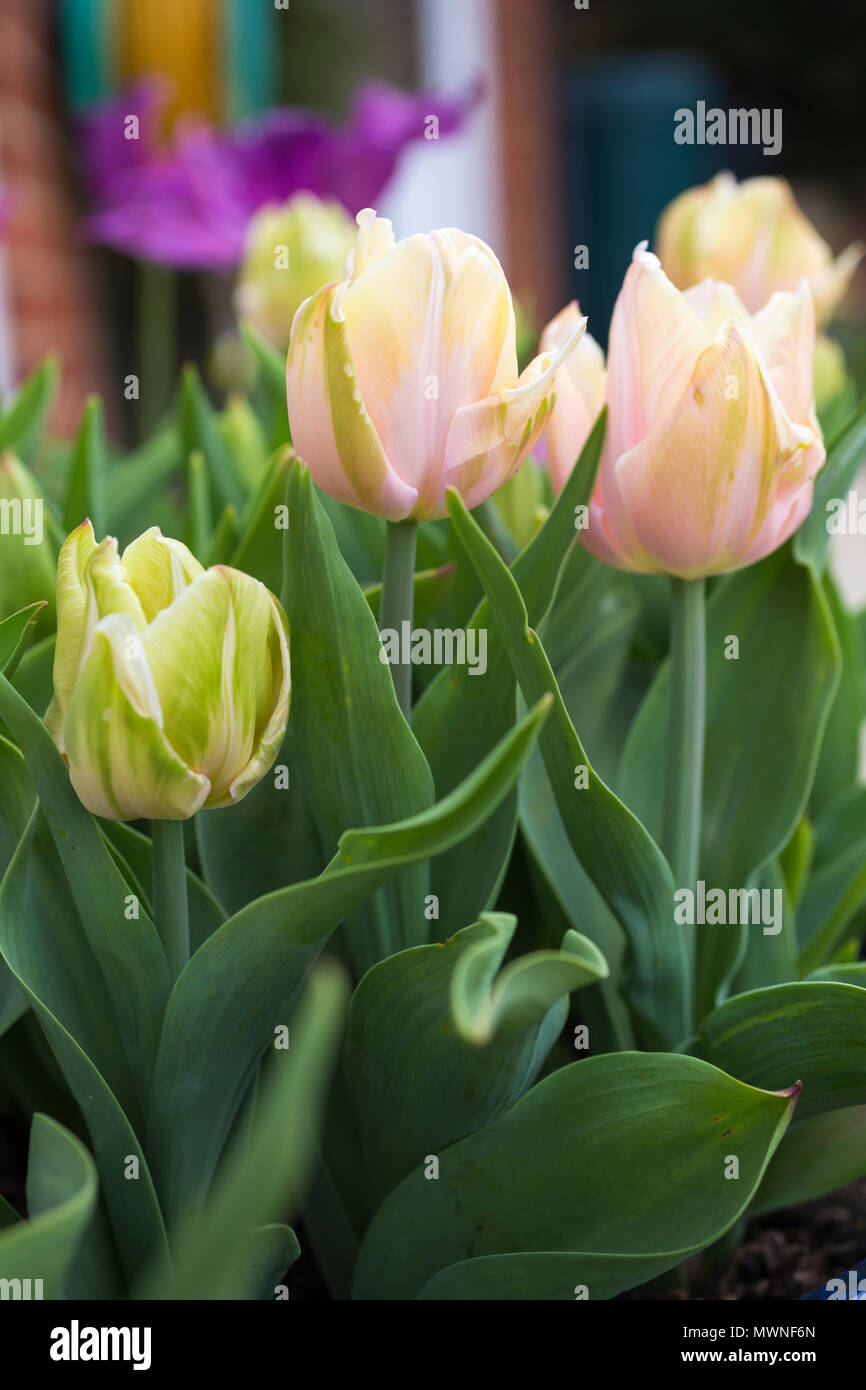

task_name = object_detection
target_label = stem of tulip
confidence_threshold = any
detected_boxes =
[379,519,418,720]
[663,576,706,895]
[151,819,189,981]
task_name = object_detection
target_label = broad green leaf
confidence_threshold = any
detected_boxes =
[0,735,34,1036]
[147,696,550,1225]
[779,816,814,912]
[143,964,345,1299]
[344,913,606,1211]
[619,546,840,1018]
[702,980,866,1121]
[353,1051,796,1300]
[0,1115,95,1299]
[281,461,434,973]
[0,603,45,678]
[795,394,866,575]
[196,723,323,915]
[62,396,108,535]
[0,671,170,1098]
[447,487,689,1050]
[753,1104,866,1215]
[0,808,170,1285]
[0,357,58,457]
[413,411,606,937]
[178,364,245,514]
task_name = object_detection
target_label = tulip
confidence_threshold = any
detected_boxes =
[46,522,290,821]
[0,452,58,633]
[548,244,824,579]
[234,194,356,350]
[538,302,606,495]
[656,172,862,326]
[286,208,584,522]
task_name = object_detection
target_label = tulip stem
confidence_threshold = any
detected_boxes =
[380,519,418,720]
[152,819,189,981]
[663,576,706,894]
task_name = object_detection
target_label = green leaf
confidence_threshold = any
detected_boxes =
[0,603,45,679]
[701,980,866,1122]
[239,319,290,447]
[0,1115,96,1299]
[344,912,606,1212]
[0,671,170,1099]
[797,790,866,973]
[0,808,170,1286]
[753,1104,866,1215]
[100,820,227,954]
[446,486,689,1050]
[412,416,607,941]
[795,393,866,576]
[147,696,551,1225]
[353,1051,796,1300]
[730,860,798,995]
[619,547,840,1018]
[178,364,245,514]
[229,445,294,593]
[196,722,323,915]
[143,963,346,1299]
[184,449,212,559]
[281,460,434,973]
[363,563,456,628]
[106,428,180,538]
[811,574,863,816]
[62,396,108,536]
[0,357,59,458]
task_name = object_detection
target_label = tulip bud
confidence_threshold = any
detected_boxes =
[286,208,585,522]
[234,194,356,350]
[656,172,863,326]
[550,245,825,579]
[46,523,290,821]
[538,301,606,495]
[0,451,57,632]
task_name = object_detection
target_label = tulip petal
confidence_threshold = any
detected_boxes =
[810,241,864,326]
[121,527,204,621]
[45,520,99,746]
[441,322,585,518]
[613,320,821,577]
[749,282,818,423]
[339,225,516,514]
[539,302,606,493]
[64,612,211,822]
[142,567,289,806]
[225,589,291,809]
[287,282,418,520]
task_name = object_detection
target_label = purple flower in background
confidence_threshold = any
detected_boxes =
[78,78,481,271]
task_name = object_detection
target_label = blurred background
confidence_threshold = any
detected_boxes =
[0,0,864,575]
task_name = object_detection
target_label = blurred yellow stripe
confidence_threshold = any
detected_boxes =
[118,0,223,127]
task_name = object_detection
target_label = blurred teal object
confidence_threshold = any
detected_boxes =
[563,53,727,339]
[59,0,277,116]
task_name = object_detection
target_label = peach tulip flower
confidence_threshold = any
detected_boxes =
[286,208,584,521]
[657,173,862,326]
[543,244,825,579]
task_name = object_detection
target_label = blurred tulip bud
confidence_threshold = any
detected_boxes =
[219,392,269,490]
[0,451,57,632]
[538,302,606,495]
[555,245,824,579]
[656,172,863,326]
[46,523,290,821]
[286,208,584,522]
[235,194,356,350]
